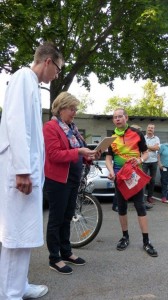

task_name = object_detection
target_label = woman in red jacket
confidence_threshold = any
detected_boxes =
[43,92,97,275]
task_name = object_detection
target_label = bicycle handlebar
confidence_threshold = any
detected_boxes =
[82,161,103,180]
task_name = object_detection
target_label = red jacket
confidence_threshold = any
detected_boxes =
[43,119,79,183]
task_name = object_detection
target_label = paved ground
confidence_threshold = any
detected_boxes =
[28,197,168,300]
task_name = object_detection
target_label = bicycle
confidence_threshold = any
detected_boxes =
[70,162,103,248]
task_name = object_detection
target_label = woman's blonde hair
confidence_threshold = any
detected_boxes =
[52,92,80,116]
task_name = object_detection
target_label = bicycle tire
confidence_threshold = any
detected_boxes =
[70,193,103,248]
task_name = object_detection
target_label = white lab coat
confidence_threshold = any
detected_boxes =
[0,68,44,248]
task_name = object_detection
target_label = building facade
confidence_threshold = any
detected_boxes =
[42,109,168,144]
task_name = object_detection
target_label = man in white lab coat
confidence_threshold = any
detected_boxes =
[0,42,64,300]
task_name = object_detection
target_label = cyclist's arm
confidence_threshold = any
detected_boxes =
[106,154,115,180]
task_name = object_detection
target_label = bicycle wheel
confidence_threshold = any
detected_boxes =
[70,193,103,248]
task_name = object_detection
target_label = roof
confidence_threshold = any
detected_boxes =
[92,114,168,122]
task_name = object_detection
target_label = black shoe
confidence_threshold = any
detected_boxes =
[49,263,73,274]
[112,206,118,212]
[117,237,129,251]
[143,242,158,257]
[145,203,153,210]
[62,256,86,266]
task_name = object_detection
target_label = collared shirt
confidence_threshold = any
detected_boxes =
[144,135,160,163]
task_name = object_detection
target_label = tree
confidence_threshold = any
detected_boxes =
[77,93,94,114]
[104,79,167,117]
[104,96,133,115]
[0,0,168,111]
[136,79,166,116]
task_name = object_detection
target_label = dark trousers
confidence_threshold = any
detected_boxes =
[160,169,168,198]
[115,184,146,216]
[44,177,79,264]
[142,162,158,198]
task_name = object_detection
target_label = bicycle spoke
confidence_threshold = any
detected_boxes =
[70,194,103,247]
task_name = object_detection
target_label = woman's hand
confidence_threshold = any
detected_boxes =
[95,150,101,160]
[78,147,97,160]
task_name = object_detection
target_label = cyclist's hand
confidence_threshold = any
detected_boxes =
[127,157,140,167]
[107,172,115,180]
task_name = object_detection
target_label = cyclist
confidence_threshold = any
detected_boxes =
[106,108,158,257]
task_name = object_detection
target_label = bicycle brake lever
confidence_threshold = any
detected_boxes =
[94,162,102,173]
[99,167,103,173]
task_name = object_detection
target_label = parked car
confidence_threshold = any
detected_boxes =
[86,144,115,198]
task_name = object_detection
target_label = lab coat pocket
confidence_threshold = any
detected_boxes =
[0,142,9,154]
[29,154,40,187]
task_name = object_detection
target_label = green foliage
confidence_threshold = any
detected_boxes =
[0,0,168,108]
[137,79,166,116]
[104,96,133,115]
[104,79,167,117]
[77,93,94,113]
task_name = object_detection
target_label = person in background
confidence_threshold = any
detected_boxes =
[158,143,168,203]
[130,124,142,131]
[43,92,98,275]
[142,124,160,206]
[106,108,158,257]
[0,41,64,300]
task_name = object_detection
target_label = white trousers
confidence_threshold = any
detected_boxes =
[0,244,31,300]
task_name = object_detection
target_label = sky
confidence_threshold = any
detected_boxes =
[69,73,146,114]
[0,71,168,114]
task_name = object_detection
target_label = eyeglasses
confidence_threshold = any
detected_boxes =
[52,60,61,74]
[68,107,78,113]
[113,115,125,120]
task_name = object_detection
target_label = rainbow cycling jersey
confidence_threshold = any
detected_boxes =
[107,127,147,174]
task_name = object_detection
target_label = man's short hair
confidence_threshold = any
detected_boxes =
[113,108,127,116]
[34,41,64,64]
